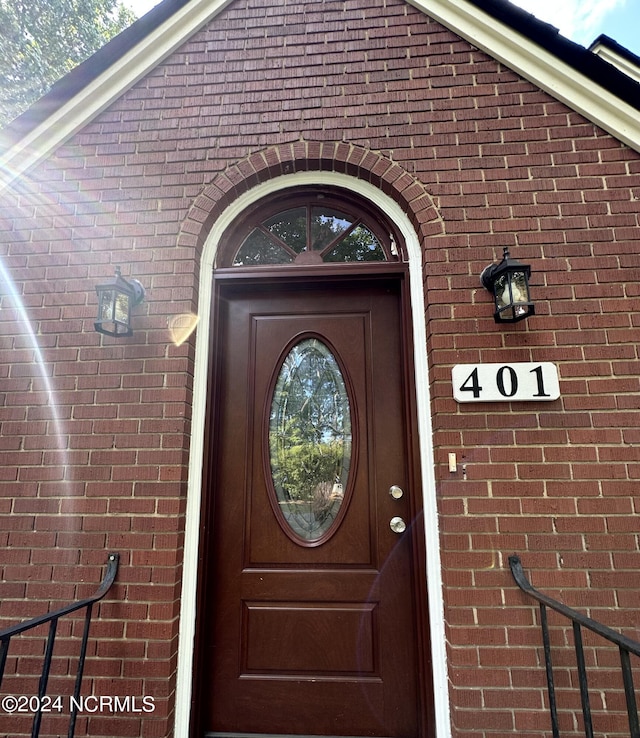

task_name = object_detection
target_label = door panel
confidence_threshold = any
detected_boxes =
[242,601,376,673]
[202,277,424,738]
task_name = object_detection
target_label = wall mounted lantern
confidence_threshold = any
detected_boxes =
[480,247,534,323]
[94,266,145,337]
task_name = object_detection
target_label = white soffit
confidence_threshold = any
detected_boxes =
[2,0,640,192]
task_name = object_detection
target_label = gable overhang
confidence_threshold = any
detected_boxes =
[1,0,640,193]
[590,37,640,84]
[0,0,233,192]
[408,0,640,152]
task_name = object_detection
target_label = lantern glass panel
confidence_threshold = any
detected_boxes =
[114,292,130,324]
[99,290,116,321]
[495,271,530,321]
[495,271,529,308]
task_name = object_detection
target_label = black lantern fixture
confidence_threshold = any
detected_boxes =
[480,247,534,324]
[94,266,145,337]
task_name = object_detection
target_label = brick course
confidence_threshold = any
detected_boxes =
[1,0,639,736]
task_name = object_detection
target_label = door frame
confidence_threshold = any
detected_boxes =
[174,172,450,738]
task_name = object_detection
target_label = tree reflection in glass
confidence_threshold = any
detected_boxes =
[269,338,352,542]
[233,204,386,265]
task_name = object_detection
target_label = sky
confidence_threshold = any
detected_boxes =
[123,0,640,56]
[511,0,639,54]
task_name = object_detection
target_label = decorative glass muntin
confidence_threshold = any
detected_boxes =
[233,204,387,265]
[235,228,292,265]
[264,207,307,254]
[310,207,352,250]
[267,337,353,545]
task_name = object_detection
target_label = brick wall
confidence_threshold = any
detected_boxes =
[0,0,639,736]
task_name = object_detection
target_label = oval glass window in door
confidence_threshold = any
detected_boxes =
[268,338,353,544]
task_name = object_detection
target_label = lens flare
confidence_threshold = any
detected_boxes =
[0,259,67,455]
[168,313,200,346]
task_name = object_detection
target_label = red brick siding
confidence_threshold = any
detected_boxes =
[0,0,639,736]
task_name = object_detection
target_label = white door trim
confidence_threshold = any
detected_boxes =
[174,171,450,738]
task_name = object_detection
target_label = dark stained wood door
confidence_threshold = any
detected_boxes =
[201,274,427,738]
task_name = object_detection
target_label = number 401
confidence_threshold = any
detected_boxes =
[452,363,560,403]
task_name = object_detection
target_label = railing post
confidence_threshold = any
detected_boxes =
[67,602,94,738]
[0,637,9,692]
[31,617,59,738]
[573,621,594,738]
[620,648,640,738]
[540,603,560,738]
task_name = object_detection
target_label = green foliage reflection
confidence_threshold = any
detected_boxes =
[233,206,386,265]
[269,339,351,541]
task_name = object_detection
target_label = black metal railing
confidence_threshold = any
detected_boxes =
[0,552,119,738]
[510,555,640,738]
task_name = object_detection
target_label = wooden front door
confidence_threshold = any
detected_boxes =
[199,271,430,738]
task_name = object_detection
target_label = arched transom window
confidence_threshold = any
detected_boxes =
[216,188,404,267]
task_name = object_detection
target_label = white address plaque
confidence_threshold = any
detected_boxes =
[452,362,560,403]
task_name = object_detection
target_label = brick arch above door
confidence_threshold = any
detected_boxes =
[178,141,444,254]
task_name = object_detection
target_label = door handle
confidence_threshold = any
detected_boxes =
[389,485,404,499]
[390,516,406,534]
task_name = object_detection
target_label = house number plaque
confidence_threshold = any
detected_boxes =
[452,362,560,403]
